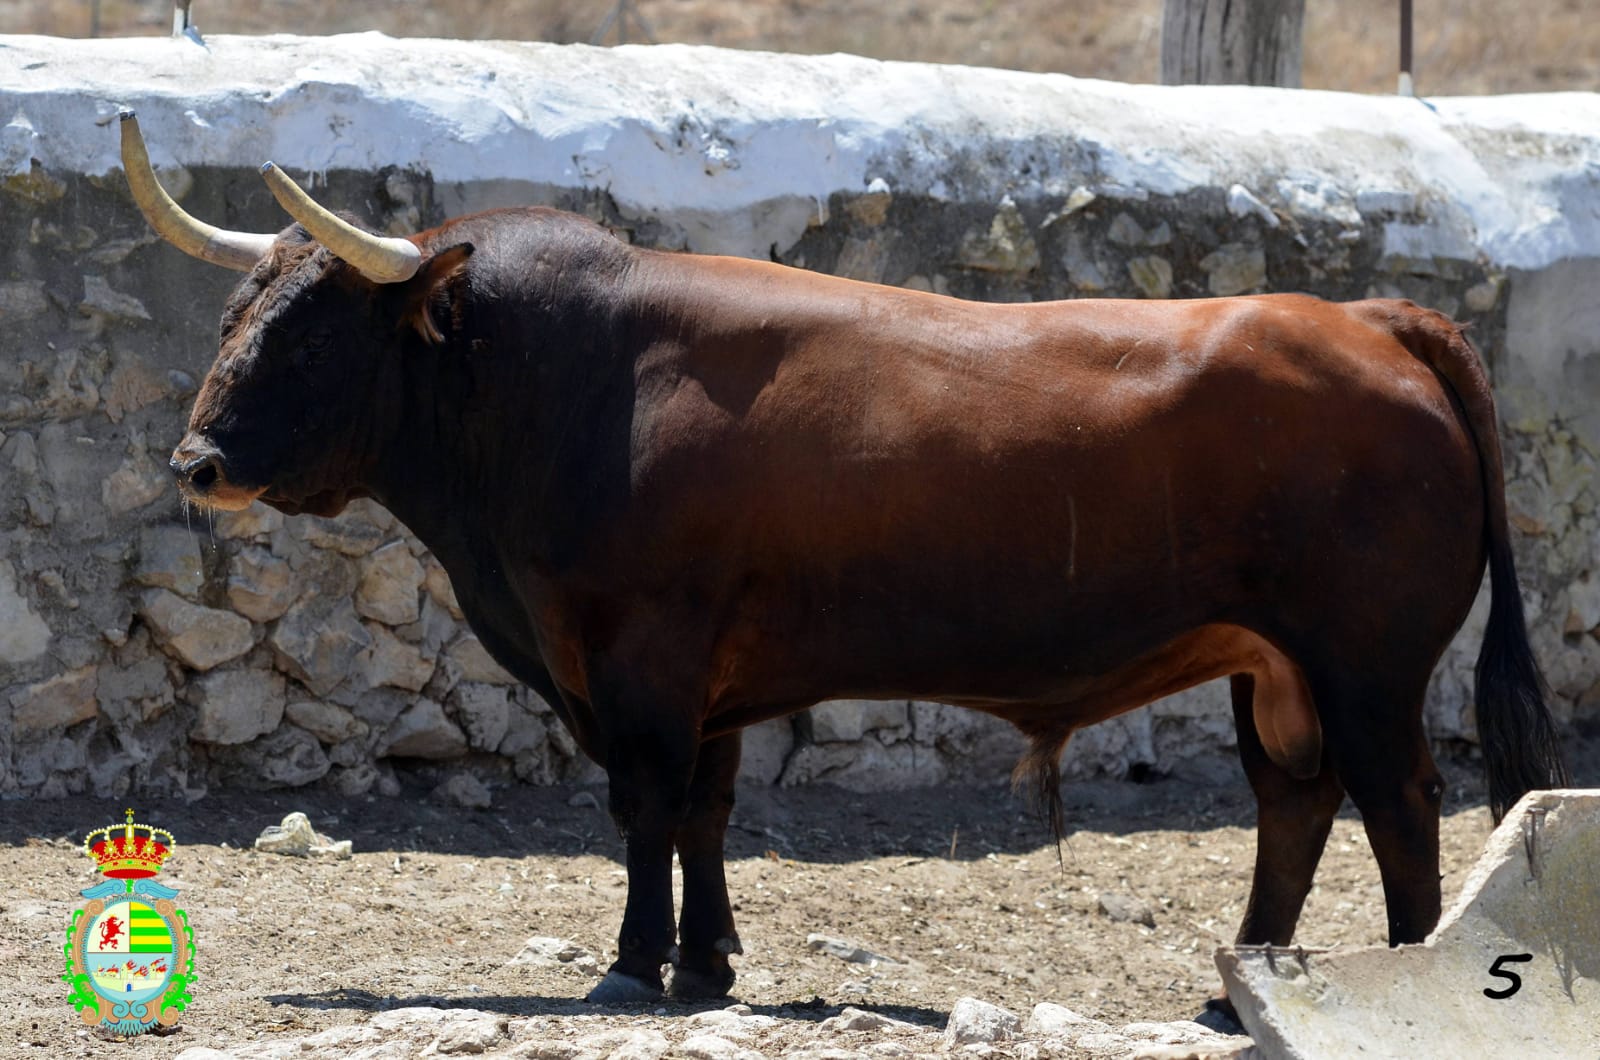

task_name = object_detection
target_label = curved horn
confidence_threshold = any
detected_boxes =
[119,111,276,271]
[258,162,422,284]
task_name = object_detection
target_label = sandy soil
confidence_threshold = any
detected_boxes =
[7,738,1593,1056]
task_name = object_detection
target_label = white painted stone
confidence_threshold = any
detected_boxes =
[138,588,253,671]
[944,997,1020,1046]
[356,540,425,625]
[189,668,285,745]
[1225,184,1278,226]
[0,559,51,664]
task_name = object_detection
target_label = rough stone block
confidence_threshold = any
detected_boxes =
[357,624,435,692]
[133,524,204,598]
[226,546,296,622]
[10,665,98,736]
[285,700,368,745]
[380,698,468,759]
[229,726,331,788]
[138,589,253,671]
[190,668,285,745]
[451,682,511,751]
[0,559,51,664]
[356,540,425,625]
[737,717,795,785]
[447,634,516,684]
[271,596,372,697]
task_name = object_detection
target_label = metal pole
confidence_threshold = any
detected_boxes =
[1398,0,1414,95]
[89,0,101,37]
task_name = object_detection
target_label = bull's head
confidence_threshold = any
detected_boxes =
[120,112,470,516]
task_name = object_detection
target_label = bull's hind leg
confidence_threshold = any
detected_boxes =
[668,731,743,998]
[1230,673,1345,946]
[1316,671,1445,945]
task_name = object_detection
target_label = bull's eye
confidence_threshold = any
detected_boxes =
[297,326,335,369]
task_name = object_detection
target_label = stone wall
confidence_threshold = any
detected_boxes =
[2,34,1597,799]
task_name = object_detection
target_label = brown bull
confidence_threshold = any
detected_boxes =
[119,112,1567,1006]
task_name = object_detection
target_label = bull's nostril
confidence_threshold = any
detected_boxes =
[190,463,218,490]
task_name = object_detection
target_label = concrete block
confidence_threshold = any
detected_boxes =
[1218,789,1600,1058]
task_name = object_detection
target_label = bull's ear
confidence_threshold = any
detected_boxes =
[401,242,474,345]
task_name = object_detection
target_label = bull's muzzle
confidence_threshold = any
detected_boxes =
[170,450,220,493]
[169,440,265,511]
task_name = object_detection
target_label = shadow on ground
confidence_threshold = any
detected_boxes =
[3,734,1595,864]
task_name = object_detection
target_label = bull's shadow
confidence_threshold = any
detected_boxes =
[260,986,947,1027]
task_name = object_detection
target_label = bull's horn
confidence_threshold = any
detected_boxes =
[258,162,422,284]
[119,111,276,272]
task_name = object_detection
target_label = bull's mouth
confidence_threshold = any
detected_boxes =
[182,480,269,512]
[262,489,353,518]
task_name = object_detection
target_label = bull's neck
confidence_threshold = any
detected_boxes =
[368,229,645,577]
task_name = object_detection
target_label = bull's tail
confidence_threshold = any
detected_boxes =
[1385,302,1570,822]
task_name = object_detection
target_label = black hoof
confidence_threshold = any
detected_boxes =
[1194,996,1246,1036]
[585,969,664,1004]
[667,963,736,999]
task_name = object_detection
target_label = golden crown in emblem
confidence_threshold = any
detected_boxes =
[83,809,175,880]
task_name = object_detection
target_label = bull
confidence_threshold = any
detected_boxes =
[118,111,1568,1006]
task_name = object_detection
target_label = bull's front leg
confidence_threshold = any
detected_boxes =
[586,711,698,1004]
[669,731,743,998]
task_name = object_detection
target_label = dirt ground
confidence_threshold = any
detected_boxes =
[5,737,1594,1056]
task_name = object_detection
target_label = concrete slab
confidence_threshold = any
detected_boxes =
[1217,789,1600,1058]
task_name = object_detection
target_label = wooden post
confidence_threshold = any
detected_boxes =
[1398,0,1415,95]
[1160,0,1307,87]
[592,0,658,46]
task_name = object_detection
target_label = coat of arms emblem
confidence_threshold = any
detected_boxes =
[62,809,195,1035]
